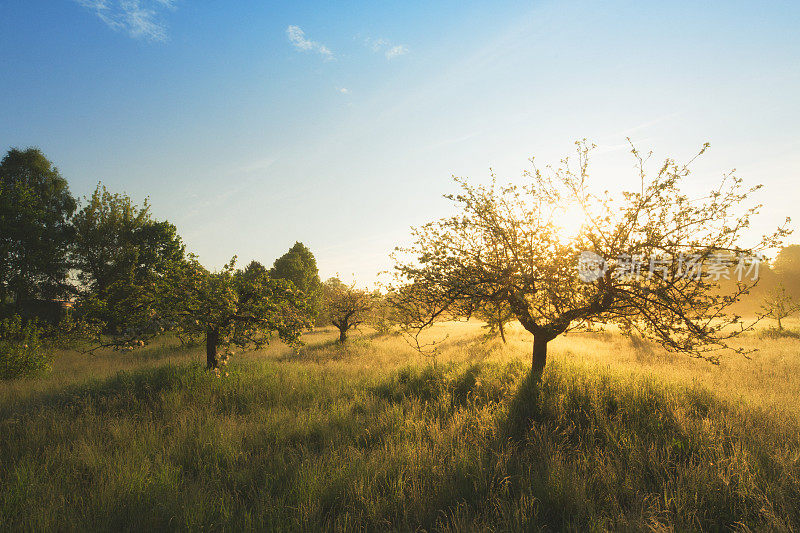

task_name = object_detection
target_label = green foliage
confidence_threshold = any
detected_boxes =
[270,242,322,323]
[0,148,77,310]
[322,277,374,342]
[68,201,311,368]
[773,244,800,277]
[772,244,800,302]
[0,315,52,379]
[71,183,186,334]
[172,257,312,368]
[368,292,400,335]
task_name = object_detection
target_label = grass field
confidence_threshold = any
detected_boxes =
[2,321,800,531]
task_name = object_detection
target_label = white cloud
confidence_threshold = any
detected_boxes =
[365,37,388,53]
[385,45,409,60]
[286,25,334,60]
[364,37,409,60]
[75,0,176,42]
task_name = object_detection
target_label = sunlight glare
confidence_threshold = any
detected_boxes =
[552,200,588,241]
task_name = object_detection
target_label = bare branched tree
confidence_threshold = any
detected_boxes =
[392,140,790,379]
[323,277,374,343]
[760,283,800,330]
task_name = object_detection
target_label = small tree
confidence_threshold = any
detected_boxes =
[83,257,310,370]
[174,258,311,369]
[393,141,789,380]
[760,283,800,330]
[323,277,374,343]
[368,291,400,336]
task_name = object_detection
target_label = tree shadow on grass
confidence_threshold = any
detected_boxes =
[502,371,545,442]
[0,363,206,420]
[490,360,800,530]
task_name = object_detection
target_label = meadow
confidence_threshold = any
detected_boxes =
[1,321,800,531]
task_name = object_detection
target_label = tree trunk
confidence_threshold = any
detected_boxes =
[206,328,219,369]
[532,336,548,380]
[338,326,348,343]
[778,316,783,330]
[498,318,507,344]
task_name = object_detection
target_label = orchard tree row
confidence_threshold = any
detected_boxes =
[3,142,798,382]
[0,147,384,376]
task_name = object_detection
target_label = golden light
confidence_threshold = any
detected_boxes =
[552,200,589,241]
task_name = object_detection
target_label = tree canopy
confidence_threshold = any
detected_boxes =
[71,183,186,333]
[0,148,76,312]
[393,141,789,378]
[270,242,323,323]
[174,257,311,369]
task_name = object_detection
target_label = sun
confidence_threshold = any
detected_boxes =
[552,200,589,241]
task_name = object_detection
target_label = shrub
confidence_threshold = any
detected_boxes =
[0,315,53,379]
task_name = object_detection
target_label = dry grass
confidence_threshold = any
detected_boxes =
[1,320,799,530]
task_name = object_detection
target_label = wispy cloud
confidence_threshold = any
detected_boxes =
[385,45,408,60]
[75,0,176,42]
[366,38,388,53]
[364,37,409,60]
[286,25,334,60]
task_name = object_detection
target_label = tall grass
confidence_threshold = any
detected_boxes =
[1,322,799,530]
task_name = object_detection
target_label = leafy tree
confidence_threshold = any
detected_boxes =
[88,256,311,370]
[760,283,800,330]
[368,291,400,336]
[243,260,268,279]
[772,244,800,297]
[174,258,310,369]
[70,190,309,369]
[323,277,374,343]
[393,141,789,379]
[0,148,77,313]
[71,184,186,333]
[270,242,322,324]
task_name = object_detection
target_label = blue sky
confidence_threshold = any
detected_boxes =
[1,1,799,283]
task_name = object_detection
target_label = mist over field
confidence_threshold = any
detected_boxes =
[2,1,800,531]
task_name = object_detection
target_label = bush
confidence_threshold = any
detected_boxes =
[0,315,53,379]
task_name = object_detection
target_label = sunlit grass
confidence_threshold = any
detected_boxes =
[1,321,799,530]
